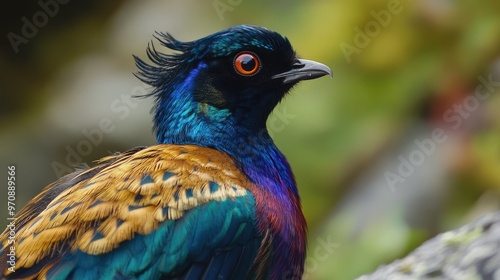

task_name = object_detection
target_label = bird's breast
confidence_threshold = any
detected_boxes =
[242,166,307,279]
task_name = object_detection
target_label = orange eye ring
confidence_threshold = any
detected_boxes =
[233,52,260,76]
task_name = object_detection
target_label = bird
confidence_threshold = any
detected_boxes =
[0,25,332,279]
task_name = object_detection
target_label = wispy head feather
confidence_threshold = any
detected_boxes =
[133,31,197,98]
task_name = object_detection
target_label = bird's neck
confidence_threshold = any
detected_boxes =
[154,88,300,196]
[153,62,300,194]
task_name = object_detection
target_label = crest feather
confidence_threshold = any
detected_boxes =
[133,31,196,98]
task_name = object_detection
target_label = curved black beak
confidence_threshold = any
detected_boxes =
[272,59,332,84]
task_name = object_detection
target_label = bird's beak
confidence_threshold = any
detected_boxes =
[272,59,332,84]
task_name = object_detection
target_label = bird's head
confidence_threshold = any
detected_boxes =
[135,25,331,150]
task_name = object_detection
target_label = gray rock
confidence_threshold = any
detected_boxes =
[357,213,500,280]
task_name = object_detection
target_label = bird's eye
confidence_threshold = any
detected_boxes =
[233,52,260,76]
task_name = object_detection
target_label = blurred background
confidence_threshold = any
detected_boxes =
[1,1,500,279]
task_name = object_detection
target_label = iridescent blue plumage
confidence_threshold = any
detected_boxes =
[0,25,331,279]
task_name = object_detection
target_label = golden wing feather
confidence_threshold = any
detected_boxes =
[0,144,250,276]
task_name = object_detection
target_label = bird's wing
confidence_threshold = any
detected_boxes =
[0,144,261,279]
